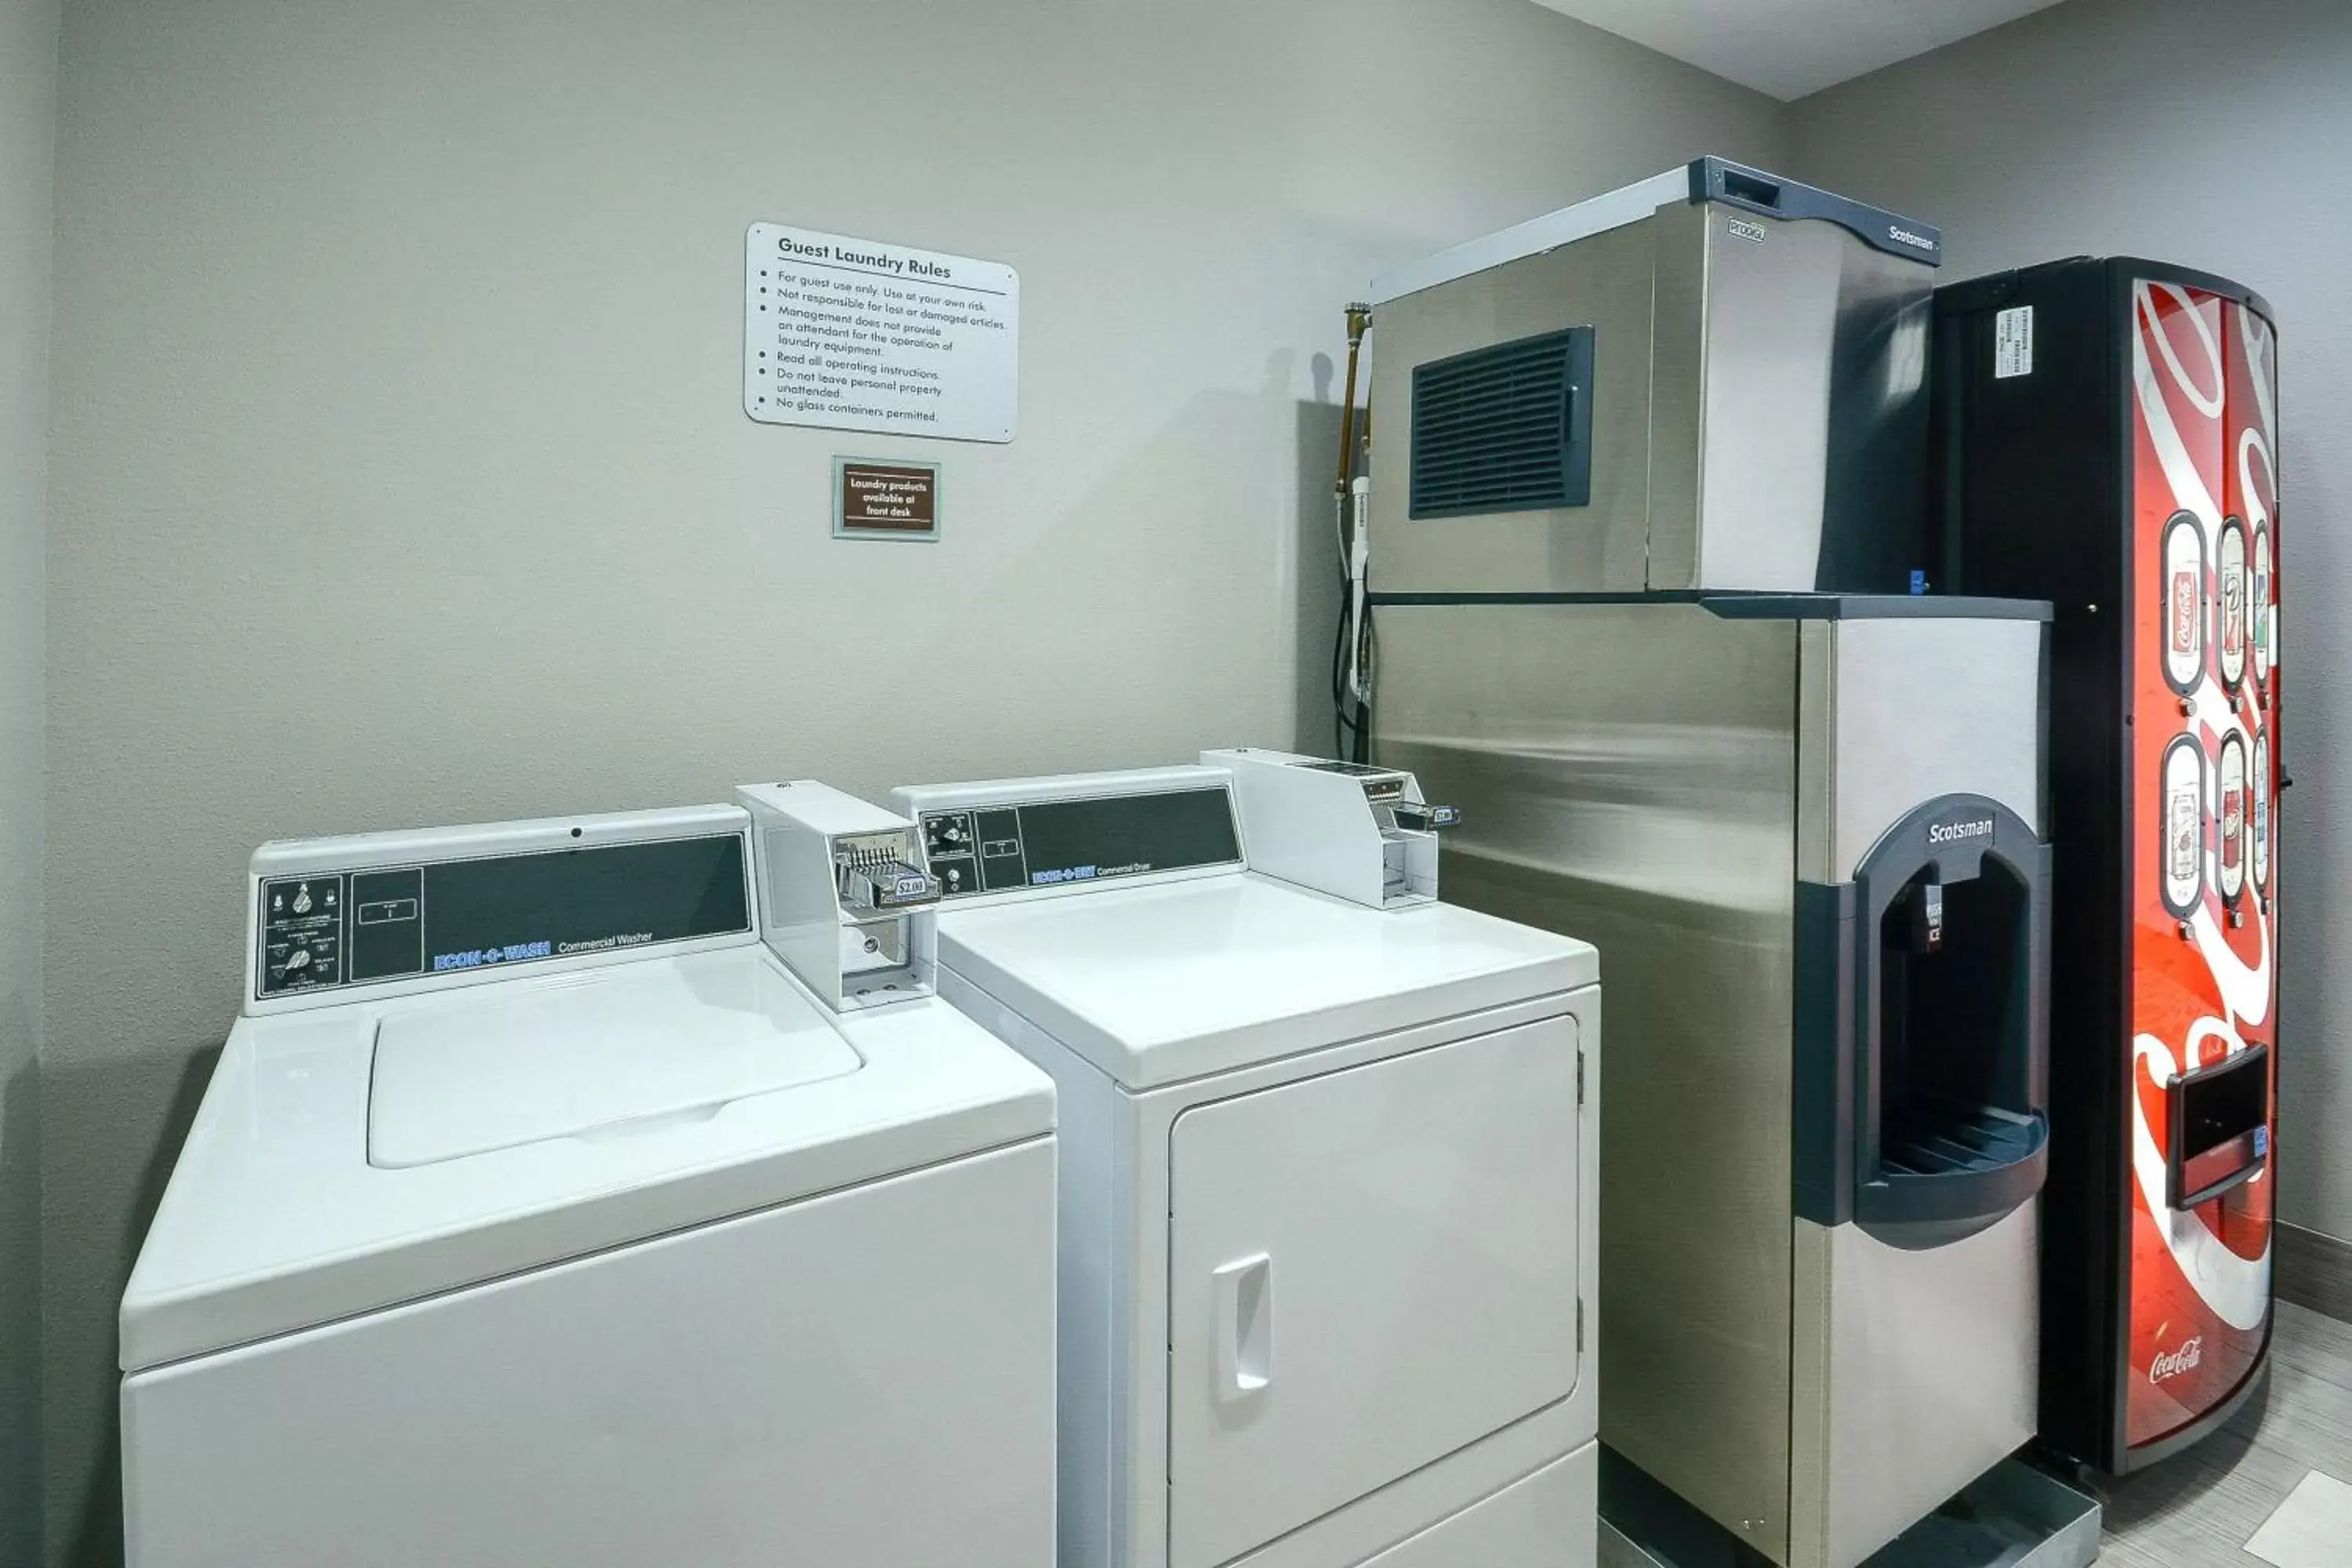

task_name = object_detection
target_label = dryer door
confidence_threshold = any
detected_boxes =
[1167,1014,1581,1568]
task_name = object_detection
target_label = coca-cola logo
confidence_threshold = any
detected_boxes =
[2171,571,2199,653]
[2150,1335,2203,1383]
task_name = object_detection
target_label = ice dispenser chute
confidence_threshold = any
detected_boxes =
[1798,795,2050,1250]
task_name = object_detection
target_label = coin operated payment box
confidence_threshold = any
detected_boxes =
[736,781,942,1012]
[1207,747,1460,909]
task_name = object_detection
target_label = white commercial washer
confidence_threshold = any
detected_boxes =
[883,749,1602,1568]
[118,794,1057,1568]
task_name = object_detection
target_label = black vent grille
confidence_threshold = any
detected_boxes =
[1408,326,1593,520]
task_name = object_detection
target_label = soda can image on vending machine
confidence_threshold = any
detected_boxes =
[2162,513,2206,696]
[2218,518,2248,694]
[2161,735,2206,920]
[2252,733,2271,900]
[2251,524,2274,688]
[2217,732,2246,909]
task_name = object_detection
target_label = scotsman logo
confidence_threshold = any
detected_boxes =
[1928,817,1995,845]
[1887,225,1939,254]
[2151,1336,2204,1384]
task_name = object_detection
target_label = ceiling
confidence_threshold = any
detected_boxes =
[1531,0,2071,100]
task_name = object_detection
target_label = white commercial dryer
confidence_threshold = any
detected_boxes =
[118,795,1057,1568]
[887,749,1602,1568]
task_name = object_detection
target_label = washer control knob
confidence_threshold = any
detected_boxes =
[292,884,314,916]
[284,947,312,973]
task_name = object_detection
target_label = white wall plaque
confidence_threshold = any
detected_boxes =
[745,223,1018,444]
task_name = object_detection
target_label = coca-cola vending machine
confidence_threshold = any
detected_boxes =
[1931,258,2280,1472]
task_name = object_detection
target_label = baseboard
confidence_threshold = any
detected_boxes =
[2278,1221,2352,1323]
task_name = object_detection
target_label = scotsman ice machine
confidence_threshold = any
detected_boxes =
[1930,259,2281,1472]
[1361,159,2053,1568]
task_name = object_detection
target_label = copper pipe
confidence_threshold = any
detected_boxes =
[1335,303,1371,496]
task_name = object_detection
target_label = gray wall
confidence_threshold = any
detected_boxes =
[1791,0,2352,1245]
[0,1,55,1565]
[37,1,1782,1558]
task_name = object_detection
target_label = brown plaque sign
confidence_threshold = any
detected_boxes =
[834,458,941,541]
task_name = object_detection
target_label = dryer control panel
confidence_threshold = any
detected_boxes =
[918,786,1242,900]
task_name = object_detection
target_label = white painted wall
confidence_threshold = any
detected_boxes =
[37,1,1782,1558]
[0,1,55,1563]
[1791,0,2352,1245]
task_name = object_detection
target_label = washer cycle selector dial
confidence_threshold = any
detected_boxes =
[924,812,974,858]
[260,873,346,996]
[921,811,983,902]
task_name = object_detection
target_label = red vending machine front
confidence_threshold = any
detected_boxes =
[2124,279,2278,1451]
[1933,259,2279,1472]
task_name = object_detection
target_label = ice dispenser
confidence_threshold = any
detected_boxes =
[1362,159,2053,1568]
[1798,797,2050,1250]
[1374,597,2054,1568]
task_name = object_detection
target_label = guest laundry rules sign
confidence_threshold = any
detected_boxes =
[745,223,1018,443]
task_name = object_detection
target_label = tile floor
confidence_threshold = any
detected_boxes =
[2097,1302,2352,1567]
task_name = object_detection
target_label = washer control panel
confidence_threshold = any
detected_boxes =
[260,876,346,994]
[253,832,751,1000]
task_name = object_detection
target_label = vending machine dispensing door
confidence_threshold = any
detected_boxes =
[2166,1046,2270,1211]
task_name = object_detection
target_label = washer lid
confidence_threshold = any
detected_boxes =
[938,875,1595,1088]
[367,960,863,1168]
[118,946,1054,1372]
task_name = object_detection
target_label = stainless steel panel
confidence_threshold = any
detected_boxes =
[1816,237,1934,590]
[1788,1221,1835,1568]
[1791,1209,2040,1568]
[1367,218,1661,596]
[1826,619,2045,878]
[1643,201,1708,590]
[1373,601,1799,1563]
[1368,196,1932,596]
[1686,213,1841,590]
[1689,218,1934,592]
[1795,619,1838,884]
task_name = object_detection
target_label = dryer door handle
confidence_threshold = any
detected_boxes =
[1214,1252,1272,1403]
